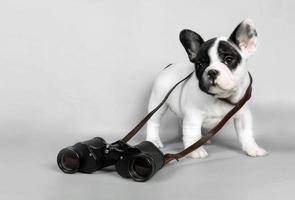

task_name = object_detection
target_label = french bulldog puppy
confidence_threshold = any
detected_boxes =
[146,19,267,158]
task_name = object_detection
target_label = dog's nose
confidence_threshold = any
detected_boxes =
[207,69,219,83]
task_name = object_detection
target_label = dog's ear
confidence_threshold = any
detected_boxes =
[180,29,204,62]
[229,19,258,58]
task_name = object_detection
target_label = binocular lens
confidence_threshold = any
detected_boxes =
[57,148,80,174]
[129,156,154,181]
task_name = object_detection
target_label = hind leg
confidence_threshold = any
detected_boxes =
[146,93,168,148]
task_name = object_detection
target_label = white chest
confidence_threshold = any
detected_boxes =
[166,75,233,128]
[201,103,232,128]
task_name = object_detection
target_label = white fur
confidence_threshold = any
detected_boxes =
[146,38,267,158]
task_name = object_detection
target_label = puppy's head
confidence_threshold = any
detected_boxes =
[180,19,257,98]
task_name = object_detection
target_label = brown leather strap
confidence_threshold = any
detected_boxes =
[122,72,193,143]
[164,73,252,164]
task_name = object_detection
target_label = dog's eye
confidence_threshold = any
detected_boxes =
[224,55,234,65]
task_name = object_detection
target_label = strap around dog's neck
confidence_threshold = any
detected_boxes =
[121,71,252,165]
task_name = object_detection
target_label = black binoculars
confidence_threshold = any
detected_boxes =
[57,137,165,182]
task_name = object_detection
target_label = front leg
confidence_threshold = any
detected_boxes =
[234,107,268,157]
[182,116,208,159]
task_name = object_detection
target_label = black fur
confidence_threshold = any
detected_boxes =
[217,41,241,71]
[193,38,216,94]
[179,29,204,62]
[229,22,241,46]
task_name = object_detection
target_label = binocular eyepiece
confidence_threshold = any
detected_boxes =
[57,137,165,182]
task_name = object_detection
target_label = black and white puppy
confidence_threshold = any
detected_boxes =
[146,19,267,158]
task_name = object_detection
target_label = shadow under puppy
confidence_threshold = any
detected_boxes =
[146,19,268,158]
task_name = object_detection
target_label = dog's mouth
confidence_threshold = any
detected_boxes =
[209,81,226,90]
[208,75,238,91]
[203,78,238,98]
[208,77,216,86]
[198,73,238,97]
[206,77,222,90]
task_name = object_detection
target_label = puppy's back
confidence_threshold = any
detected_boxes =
[152,62,194,94]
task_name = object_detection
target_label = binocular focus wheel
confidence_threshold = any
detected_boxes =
[129,156,155,182]
[57,148,80,174]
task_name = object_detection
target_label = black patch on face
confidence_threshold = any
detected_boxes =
[217,41,242,70]
[193,38,216,94]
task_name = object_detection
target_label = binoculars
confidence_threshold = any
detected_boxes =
[57,137,165,182]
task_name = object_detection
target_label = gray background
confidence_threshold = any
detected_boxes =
[0,0,295,199]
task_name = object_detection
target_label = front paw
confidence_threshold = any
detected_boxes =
[187,146,208,159]
[243,145,268,157]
